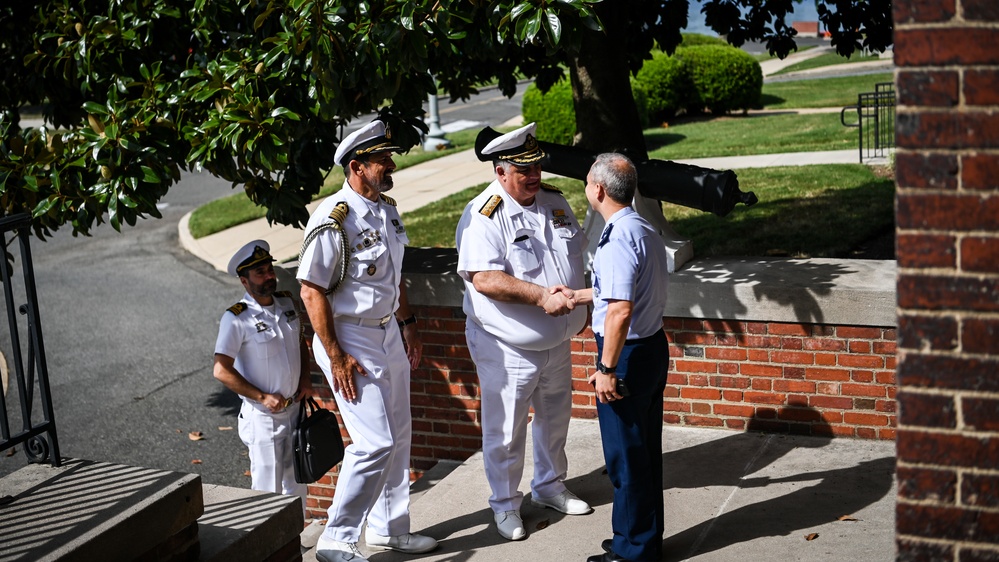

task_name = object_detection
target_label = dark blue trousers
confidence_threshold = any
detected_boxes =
[595,330,669,562]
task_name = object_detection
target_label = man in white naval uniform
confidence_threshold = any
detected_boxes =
[455,122,593,542]
[298,120,437,562]
[214,240,314,515]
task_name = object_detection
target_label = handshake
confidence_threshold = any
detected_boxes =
[541,284,588,317]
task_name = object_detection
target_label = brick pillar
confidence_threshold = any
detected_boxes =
[894,0,999,559]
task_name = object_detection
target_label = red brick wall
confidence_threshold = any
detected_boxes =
[895,0,999,558]
[301,306,898,518]
[659,319,896,439]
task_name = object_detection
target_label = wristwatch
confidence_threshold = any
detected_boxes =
[596,361,616,374]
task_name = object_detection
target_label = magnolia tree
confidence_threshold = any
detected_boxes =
[0,0,891,238]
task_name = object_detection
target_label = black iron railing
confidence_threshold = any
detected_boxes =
[841,82,896,163]
[0,213,60,467]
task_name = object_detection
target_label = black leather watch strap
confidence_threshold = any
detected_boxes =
[597,361,616,374]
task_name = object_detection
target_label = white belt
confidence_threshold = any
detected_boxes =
[337,315,392,328]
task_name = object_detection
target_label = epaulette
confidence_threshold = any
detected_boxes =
[540,182,562,194]
[379,194,397,206]
[227,302,248,315]
[301,200,351,296]
[479,195,503,218]
[327,201,349,225]
[274,290,292,299]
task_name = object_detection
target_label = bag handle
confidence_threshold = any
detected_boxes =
[299,396,322,423]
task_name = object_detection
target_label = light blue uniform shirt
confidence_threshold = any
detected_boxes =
[591,207,670,339]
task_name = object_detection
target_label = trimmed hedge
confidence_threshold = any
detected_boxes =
[635,53,691,122]
[630,77,651,130]
[522,37,762,138]
[676,45,762,115]
[679,33,728,47]
[522,79,576,145]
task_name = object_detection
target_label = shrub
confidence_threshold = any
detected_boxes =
[675,45,762,115]
[679,33,728,47]
[630,77,650,130]
[522,80,576,145]
[634,52,691,122]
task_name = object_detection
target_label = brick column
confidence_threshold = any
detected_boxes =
[894,0,999,559]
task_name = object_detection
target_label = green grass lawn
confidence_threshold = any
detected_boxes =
[657,165,894,258]
[646,112,856,159]
[760,72,893,109]
[772,52,884,75]
[404,164,895,259]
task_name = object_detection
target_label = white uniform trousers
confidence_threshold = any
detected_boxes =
[466,321,573,513]
[238,401,308,514]
[317,321,413,542]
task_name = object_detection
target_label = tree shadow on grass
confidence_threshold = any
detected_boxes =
[670,177,895,259]
[644,131,688,152]
[757,93,787,107]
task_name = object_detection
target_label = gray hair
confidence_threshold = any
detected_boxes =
[494,159,515,174]
[591,153,637,204]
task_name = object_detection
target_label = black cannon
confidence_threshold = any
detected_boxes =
[474,127,758,217]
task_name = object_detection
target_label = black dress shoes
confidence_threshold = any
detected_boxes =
[586,552,633,562]
[601,539,613,553]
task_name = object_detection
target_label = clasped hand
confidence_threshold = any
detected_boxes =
[542,285,579,316]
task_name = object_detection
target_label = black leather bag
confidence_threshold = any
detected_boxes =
[293,397,345,484]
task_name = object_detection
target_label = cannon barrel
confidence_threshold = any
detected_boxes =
[474,127,758,217]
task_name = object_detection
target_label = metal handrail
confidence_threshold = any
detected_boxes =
[0,213,61,467]
[841,82,896,163]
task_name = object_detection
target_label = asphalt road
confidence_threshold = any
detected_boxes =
[0,84,527,487]
[0,170,254,486]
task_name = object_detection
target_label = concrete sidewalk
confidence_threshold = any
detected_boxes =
[299,420,897,562]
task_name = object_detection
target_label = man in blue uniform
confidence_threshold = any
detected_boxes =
[214,240,314,515]
[298,120,437,562]
[554,153,671,562]
[456,122,593,542]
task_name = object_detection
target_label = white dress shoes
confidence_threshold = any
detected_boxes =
[494,509,527,540]
[315,537,368,562]
[365,532,439,553]
[531,489,593,515]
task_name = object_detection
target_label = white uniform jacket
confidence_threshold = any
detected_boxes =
[297,182,408,323]
[456,180,587,351]
[214,291,302,411]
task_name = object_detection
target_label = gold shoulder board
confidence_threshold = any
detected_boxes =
[274,290,292,299]
[227,302,247,315]
[380,194,397,206]
[540,182,562,194]
[327,201,349,226]
[479,195,503,218]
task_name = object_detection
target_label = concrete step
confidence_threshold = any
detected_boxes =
[199,484,303,562]
[1,458,305,561]
[0,458,203,561]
